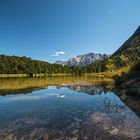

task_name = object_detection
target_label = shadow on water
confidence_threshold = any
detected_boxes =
[0,76,140,140]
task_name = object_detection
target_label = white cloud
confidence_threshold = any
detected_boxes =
[57,95,66,98]
[52,51,65,56]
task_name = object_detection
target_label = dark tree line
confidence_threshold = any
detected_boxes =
[0,55,84,75]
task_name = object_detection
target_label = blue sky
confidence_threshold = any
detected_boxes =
[0,0,140,63]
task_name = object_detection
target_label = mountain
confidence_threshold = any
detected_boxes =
[110,25,140,69]
[112,26,140,94]
[54,60,65,66]
[113,25,140,57]
[86,25,140,73]
[65,53,108,67]
[55,26,140,69]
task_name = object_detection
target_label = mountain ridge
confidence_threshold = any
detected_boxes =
[113,26,140,57]
[54,60,65,66]
[54,53,109,67]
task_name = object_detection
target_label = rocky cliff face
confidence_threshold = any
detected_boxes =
[65,53,108,67]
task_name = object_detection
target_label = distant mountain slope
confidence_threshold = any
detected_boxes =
[110,25,140,68]
[54,60,65,66]
[113,26,140,57]
[65,53,108,67]
[86,25,140,73]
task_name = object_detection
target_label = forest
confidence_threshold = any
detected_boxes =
[0,55,84,75]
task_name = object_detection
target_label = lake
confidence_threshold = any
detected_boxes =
[0,76,140,140]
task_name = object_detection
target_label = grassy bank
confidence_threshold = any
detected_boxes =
[0,70,128,78]
[0,73,109,78]
[0,73,79,78]
[0,74,30,78]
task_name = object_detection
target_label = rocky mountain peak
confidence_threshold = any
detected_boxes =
[64,53,108,67]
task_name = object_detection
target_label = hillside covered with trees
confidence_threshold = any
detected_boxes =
[0,55,84,75]
[85,26,140,73]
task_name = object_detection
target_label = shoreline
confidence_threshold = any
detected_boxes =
[0,73,106,78]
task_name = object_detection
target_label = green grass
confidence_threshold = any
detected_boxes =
[0,74,29,78]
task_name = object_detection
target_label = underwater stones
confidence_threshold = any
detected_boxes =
[72,129,79,135]
[74,117,82,122]
[47,130,65,140]
[38,133,49,140]
[71,136,78,140]
[83,136,89,140]
[68,123,75,129]
[110,127,119,135]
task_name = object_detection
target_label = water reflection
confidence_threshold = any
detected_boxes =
[0,75,113,95]
[57,84,111,95]
[0,77,140,140]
